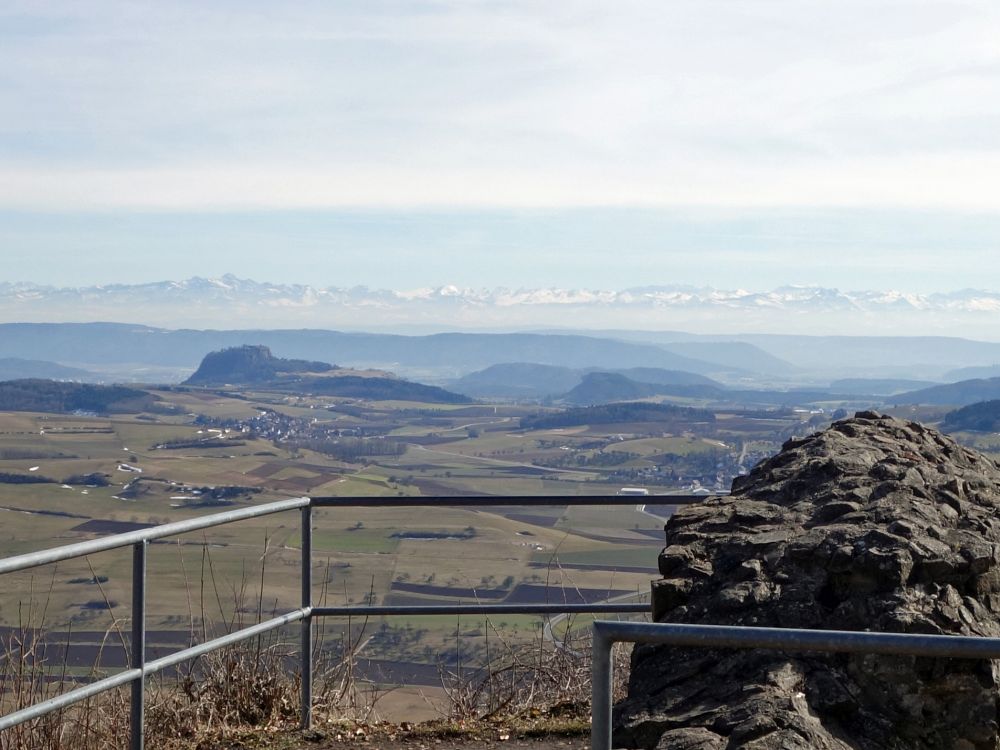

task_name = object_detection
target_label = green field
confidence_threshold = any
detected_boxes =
[0,384,830,672]
[611,435,722,456]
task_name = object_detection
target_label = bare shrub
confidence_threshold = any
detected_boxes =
[438,615,634,723]
[2,539,640,748]
[0,572,131,750]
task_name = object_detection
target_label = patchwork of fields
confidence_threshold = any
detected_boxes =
[0,386,824,704]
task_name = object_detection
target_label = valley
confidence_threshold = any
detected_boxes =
[3,335,1000,717]
[0,380,822,704]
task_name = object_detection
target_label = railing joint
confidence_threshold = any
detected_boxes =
[0,493,691,737]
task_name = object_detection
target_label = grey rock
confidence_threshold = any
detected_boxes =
[617,413,1000,749]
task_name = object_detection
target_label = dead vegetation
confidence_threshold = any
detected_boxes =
[1,542,635,750]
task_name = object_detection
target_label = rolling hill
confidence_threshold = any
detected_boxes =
[0,358,99,382]
[827,378,940,395]
[892,377,1000,406]
[520,401,715,430]
[941,400,1000,432]
[450,363,582,399]
[184,345,335,385]
[451,363,721,400]
[183,346,472,404]
[944,365,1000,381]
[0,323,742,380]
[560,373,722,406]
[0,380,158,414]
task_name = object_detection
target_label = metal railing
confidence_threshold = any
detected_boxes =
[589,620,1000,750]
[0,493,705,749]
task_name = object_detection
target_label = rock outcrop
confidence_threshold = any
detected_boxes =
[184,345,335,385]
[617,412,1000,749]
[183,345,473,403]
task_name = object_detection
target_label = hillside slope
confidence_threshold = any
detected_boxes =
[184,346,472,404]
[0,323,738,377]
[893,376,1000,406]
[942,400,1000,432]
[0,379,158,414]
[451,363,720,400]
[0,358,99,382]
[184,345,334,384]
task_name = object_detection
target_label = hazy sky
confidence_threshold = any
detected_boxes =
[2,1,1000,290]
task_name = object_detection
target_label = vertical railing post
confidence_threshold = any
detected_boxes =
[130,540,147,750]
[591,623,613,750]
[300,504,313,729]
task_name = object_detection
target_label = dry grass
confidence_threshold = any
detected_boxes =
[1,545,636,750]
[2,619,632,750]
[0,571,131,750]
[436,618,631,724]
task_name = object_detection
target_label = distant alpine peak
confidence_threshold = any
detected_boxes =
[2,277,998,310]
[1,277,999,337]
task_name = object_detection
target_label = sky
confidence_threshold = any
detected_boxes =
[2,0,1000,292]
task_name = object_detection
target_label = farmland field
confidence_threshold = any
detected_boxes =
[0,385,836,695]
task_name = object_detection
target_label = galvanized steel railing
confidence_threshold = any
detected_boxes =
[589,620,1000,750]
[0,493,701,748]
[0,496,313,750]
[14,493,993,750]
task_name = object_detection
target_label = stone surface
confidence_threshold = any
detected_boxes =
[616,412,1000,749]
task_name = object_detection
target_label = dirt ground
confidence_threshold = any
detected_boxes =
[182,721,591,750]
[300,722,591,750]
[310,737,588,750]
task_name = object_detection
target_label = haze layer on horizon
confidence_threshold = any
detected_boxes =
[2,2,1000,294]
[3,277,1000,342]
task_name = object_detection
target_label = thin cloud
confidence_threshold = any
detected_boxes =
[1,1,999,210]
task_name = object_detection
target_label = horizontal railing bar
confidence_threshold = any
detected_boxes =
[311,494,716,508]
[590,621,1000,750]
[592,621,1000,659]
[315,603,649,617]
[0,609,311,734]
[0,490,693,736]
[0,493,710,576]
[0,667,141,732]
[144,607,310,675]
[0,497,310,575]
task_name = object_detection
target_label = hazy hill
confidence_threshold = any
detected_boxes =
[734,335,1000,380]
[557,372,875,409]
[655,341,794,376]
[828,378,940,395]
[184,345,472,404]
[520,401,715,430]
[560,373,723,406]
[0,358,99,382]
[543,330,794,376]
[185,345,335,385]
[941,400,1000,432]
[453,363,883,409]
[0,379,158,414]
[944,365,1000,381]
[0,323,736,379]
[609,368,720,387]
[546,330,1000,380]
[322,331,729,375]
[280,376,472,404]
[893,377,1000,406]
[451,363,720,400]
[451,363,582,399]
[561,373,662,405]
[5,322,1000,386]
[452,362,872,409]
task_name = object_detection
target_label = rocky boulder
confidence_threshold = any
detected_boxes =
[616,412,1000,749]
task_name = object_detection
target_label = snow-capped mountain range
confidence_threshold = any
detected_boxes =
[1,276,998,338]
